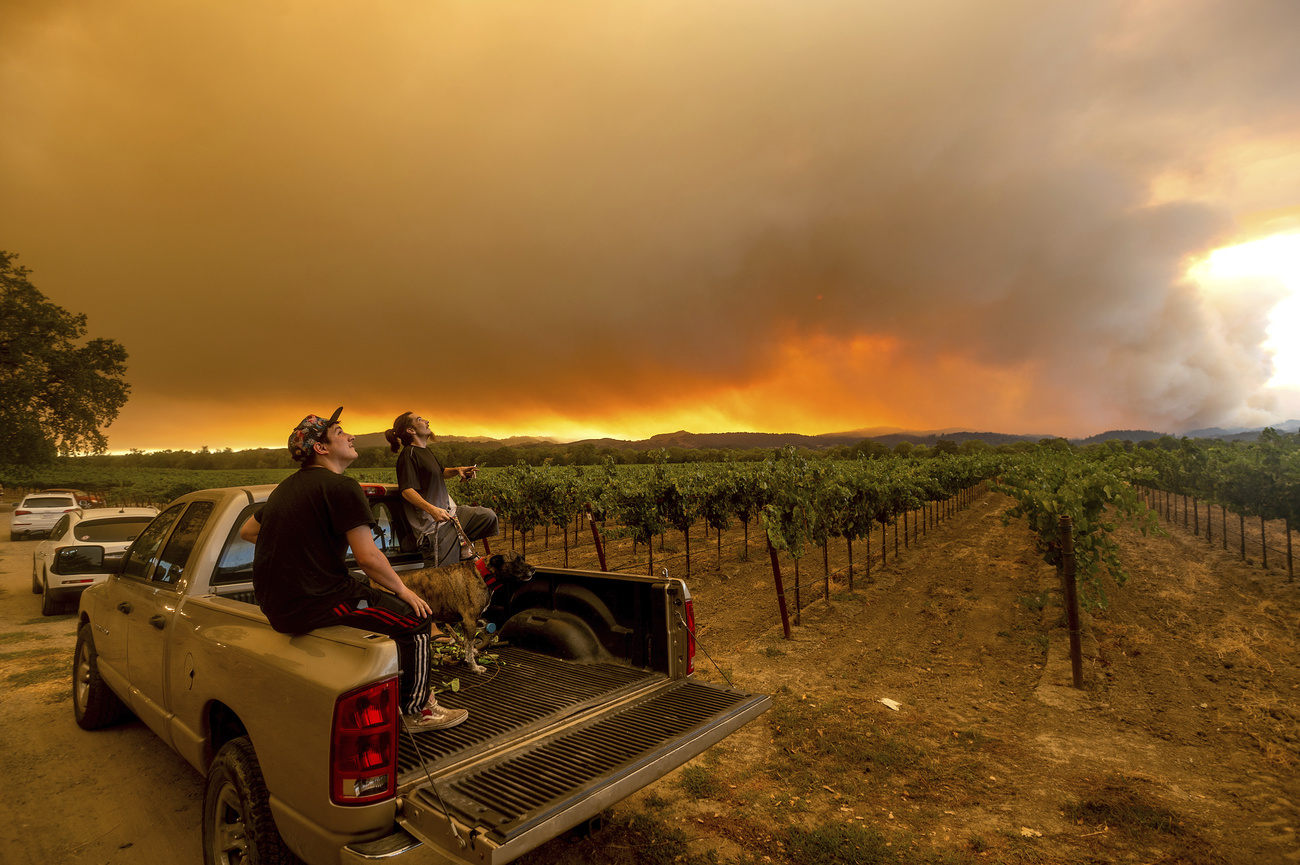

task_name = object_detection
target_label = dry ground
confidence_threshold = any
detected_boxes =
[1,488,1297,865]
[518,488,1300,865]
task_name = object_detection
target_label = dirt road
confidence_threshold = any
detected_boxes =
[0,505,204,864]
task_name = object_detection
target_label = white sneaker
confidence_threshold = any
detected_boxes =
[403,699,468,730]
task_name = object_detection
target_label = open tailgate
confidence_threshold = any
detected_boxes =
[396,650,769,864]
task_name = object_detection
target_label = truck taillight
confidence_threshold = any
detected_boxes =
[359,483,386,498]
[685,599,696,675]
[331,678,398,805]
[14,509,30,516]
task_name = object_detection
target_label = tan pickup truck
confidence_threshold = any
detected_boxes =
[72,484,769,865]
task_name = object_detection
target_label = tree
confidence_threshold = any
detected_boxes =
[0,252,130,463]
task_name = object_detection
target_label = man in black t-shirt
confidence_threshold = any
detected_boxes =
[241,407,467,730]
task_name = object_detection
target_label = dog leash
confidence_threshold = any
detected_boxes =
[447,513,477,558]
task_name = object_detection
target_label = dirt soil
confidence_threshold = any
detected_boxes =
[2,488,1297,865]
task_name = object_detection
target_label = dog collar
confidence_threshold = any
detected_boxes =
[474,555,502,590]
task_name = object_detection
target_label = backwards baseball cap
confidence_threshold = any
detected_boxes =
[288,407,344,462]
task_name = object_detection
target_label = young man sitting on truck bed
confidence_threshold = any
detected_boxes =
[239,407,468,730]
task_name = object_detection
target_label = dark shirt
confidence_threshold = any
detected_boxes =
[395,445,448,540]
[251,467,374,631]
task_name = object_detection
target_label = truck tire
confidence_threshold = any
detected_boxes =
[204,737,303,865]
[73,622,132,729]
[32,558,41,593]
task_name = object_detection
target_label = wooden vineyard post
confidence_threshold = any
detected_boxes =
[767,539,793,640]
[823,544,831,604]
[1206,501,1212,546]
[1059,515,1084,690]
[586,505,607,572]
[1193,497,1199,537]
[903,510,909,549]
[1261,515,1267,570]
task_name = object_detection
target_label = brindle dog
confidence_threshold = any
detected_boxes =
[402,550,536,674]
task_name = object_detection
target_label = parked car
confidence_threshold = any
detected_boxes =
[10,493,81,541]
[40,487,105,508]
[32,507,160,614]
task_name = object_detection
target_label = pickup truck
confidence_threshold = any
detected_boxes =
[72,483,769,865]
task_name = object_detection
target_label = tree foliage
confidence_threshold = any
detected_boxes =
[0,252,130,463]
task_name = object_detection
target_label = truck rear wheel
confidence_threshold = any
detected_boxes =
[204,737,303,865]
[73,622,131,729]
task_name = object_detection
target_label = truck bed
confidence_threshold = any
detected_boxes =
[395,647,768,862]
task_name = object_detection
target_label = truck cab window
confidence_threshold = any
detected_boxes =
[153,501,214,584]
[121,505,185,582]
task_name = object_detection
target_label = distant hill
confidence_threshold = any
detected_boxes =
[569,430,866,450]
[1071,429,1169,445]
[1181,420,1300,441]
[866,431,1047,448]
[351,432,555,449]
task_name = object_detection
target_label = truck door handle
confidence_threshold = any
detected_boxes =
[149,615,167,630]
[117,602,133,614]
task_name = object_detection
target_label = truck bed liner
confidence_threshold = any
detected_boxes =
[397,647,661,774]
[397,647,769,858]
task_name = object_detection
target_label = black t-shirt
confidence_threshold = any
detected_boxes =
[252,467,374,630]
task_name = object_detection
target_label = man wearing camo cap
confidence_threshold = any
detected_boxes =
[239,407,467,729]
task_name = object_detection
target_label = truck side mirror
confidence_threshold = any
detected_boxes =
[55,545,105,575]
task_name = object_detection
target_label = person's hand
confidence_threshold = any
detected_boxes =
[459,465,478,480]
[400,587,432,619]
[429,505,452,522]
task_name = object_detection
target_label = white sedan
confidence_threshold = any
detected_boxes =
[32,507,160,615]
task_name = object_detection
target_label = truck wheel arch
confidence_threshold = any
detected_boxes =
[206,701,248,768]
[499,609,610,663]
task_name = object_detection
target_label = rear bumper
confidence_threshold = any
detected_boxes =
[340,827,437,863]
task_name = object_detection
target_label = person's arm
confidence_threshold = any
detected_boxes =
[441,465,477,480]
[239,515,260,543]
[401,488,452,523]
[346,525,432,618]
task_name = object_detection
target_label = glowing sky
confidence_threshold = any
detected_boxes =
[2,0,1299,452]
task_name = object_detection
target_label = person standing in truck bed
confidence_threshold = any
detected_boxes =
[239,407,467,730]
[385,411,498,567]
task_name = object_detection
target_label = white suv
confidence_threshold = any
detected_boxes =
[10,493,81,541]
[32,507,159,614]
